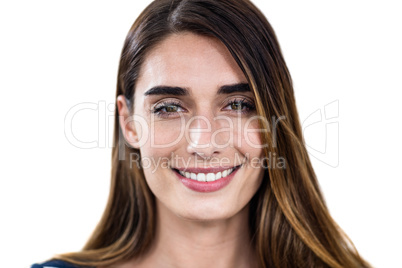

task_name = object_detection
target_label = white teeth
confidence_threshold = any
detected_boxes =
[197,173,206,182]
[222,170,228,177]
[206,173,215,182]
[177,167,237,182]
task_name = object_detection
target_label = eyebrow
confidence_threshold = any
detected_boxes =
[217,83,250,94]
[144,86,189,96]
[143,83,250,96]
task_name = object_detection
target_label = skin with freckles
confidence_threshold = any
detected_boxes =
[117,32,264,268]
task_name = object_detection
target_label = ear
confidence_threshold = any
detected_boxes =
[117,95,141,149]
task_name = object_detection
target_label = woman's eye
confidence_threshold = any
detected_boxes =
[224,99,256,113]
[165,105,179,113]
[231,102,243,110]
[152,101,185,118]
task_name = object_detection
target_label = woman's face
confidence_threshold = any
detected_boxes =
[122,32,265,221]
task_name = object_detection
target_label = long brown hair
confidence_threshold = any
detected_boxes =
[57,0,371,267]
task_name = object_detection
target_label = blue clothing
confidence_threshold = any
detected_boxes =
[30,260,92,268]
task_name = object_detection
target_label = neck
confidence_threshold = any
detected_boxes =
[134,201,258,268]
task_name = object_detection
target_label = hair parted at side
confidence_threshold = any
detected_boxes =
[56,0,371,267]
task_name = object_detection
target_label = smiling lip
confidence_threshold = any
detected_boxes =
[172,165,241,193]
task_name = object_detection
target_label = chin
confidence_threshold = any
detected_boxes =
[174,197,247,222]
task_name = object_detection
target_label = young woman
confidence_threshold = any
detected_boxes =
[32,0,371,267]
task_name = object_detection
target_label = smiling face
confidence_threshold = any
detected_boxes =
[118,32,265,221]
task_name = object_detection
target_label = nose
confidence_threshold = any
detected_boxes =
[186,115,220,159]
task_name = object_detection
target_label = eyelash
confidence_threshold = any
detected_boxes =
[151,98,256,118]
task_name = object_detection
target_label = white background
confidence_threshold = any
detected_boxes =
[1,1,401,267]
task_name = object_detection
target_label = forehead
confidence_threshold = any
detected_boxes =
[136,32,247,93]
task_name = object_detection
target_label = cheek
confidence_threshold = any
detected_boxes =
[140,145,173,197]
[143,119,185,149]
[244,117,264,148]
[233,116,264,158]
[211,116,264,150]
[139,120,183,188]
